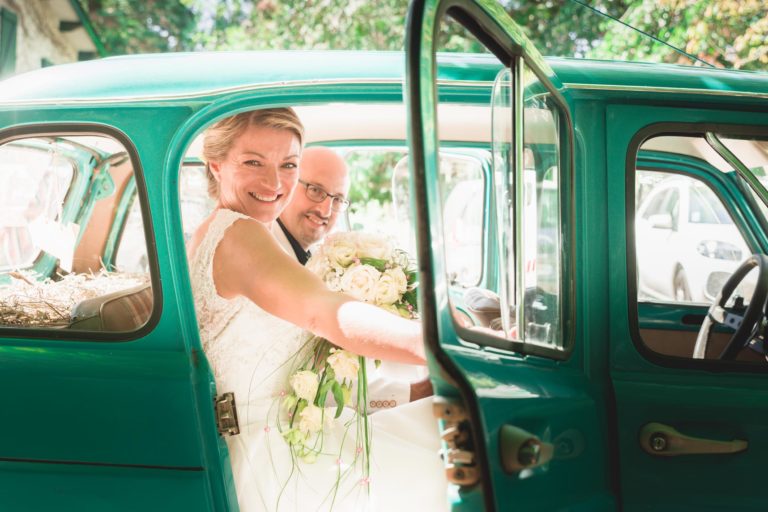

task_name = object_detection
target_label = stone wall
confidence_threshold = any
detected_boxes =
[0,0,97,75]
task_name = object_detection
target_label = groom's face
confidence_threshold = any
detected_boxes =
[280,147,350,250]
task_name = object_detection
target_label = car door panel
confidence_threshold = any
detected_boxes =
[0,108,227,510]
[608,104,768,510]
[406,1,614,510]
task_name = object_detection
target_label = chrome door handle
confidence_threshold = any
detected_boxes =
[640,422,747,456]
[499,425,554,473]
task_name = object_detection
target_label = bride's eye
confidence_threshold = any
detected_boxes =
[243,160,262,167]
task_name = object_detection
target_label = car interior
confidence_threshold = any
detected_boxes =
[2,104,768,368]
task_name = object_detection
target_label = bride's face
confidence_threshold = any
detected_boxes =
[209,124,301,223]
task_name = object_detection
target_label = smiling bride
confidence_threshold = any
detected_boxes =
[186,108,447,511]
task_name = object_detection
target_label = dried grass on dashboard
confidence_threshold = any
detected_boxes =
[0,271,148,327]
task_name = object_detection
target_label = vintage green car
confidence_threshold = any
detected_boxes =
[2,0,768,510]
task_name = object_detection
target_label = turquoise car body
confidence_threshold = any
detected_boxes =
[1,0,768,510]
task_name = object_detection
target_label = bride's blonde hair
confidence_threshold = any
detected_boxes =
[202,107,304,198]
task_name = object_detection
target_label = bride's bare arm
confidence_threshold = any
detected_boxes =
[212,219,426,365]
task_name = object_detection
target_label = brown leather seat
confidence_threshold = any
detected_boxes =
[69,283,153,331]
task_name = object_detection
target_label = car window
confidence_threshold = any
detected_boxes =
[178,162,216,241]
[114,193,149,273]
[641,188,670,219]
[0,141,74,271]
[689,183,730,224]
[666,187,680,229]
[437,45,566,354]
[0,134,154,334]
[635,139,753,307]
[410,152,485,288]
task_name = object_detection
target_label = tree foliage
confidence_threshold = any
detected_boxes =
[592,0,768,70]
[81,0,768,72]
[78,0,196,54]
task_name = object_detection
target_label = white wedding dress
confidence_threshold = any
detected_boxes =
[189,208,448,512]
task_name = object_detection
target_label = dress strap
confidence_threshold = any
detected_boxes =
[189,208,252,345]
[194,208,252,271]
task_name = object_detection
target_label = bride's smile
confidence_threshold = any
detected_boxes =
[208,122,301,223]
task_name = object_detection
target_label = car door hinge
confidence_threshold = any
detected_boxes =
[433,396,480,487]
[214,392,240,436]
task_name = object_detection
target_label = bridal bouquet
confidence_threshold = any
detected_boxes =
[279,231,418,482]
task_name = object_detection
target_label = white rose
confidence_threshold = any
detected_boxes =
[340,264,380,302]
[324,268,343,291]
[324,234,357,267]
[327,349,360,383]
[298,404,323,434]
[306,254,330,276]
[374,267,408,305]
[289,370,319,401]
[354,232,393,260]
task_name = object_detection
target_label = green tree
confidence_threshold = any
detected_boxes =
[78,0,196,54]
[185,0,632,55]
[592,0,768,69]
[80,0,768,71]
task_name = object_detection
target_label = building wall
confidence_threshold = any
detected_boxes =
[0,0,97,76]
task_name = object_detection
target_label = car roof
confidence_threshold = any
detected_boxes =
[1,50,767,105]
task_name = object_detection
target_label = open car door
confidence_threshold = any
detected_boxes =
[406,1,614,510]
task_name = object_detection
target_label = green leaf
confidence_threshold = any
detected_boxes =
[282,394,298,412]
[332,381,345,418]
[358,257,388,271]
[316,380,333,407]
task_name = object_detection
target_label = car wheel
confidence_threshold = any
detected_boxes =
[673,268,691,301]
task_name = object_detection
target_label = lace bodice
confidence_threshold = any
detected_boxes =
[188,209,306,417]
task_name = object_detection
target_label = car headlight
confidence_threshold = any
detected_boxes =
[696,240,742,261]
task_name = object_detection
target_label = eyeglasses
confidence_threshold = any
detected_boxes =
[298,179,350,212]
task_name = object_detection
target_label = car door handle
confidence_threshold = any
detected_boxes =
[639,422,748,456]
[499,425,554,473]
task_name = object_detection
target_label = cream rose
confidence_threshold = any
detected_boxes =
[323,269,343,291]
[305,254,329,276]
[298,404,323,434]
[339,264,380,302]
[324,234,358,267]
[326,349,359,383]
[374,267,408,305]
[289,370,319,401]
[354,232,393,260]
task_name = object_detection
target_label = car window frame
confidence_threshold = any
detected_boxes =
[0,123,162,342]
[626,122,768,373]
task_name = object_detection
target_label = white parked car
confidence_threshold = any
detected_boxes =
[636,172,752,303]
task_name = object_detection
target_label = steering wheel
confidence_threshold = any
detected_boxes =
[693,254,768,360]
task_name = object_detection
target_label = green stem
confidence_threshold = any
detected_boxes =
[359,356,371,480]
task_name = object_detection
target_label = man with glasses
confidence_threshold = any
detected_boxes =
[275,147,350,265]
[275,146,433,411]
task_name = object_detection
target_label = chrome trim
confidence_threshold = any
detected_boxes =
[0,78,494,108]
[565,82,768,100]
[706,132,768,205]
[512,57,525,342]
